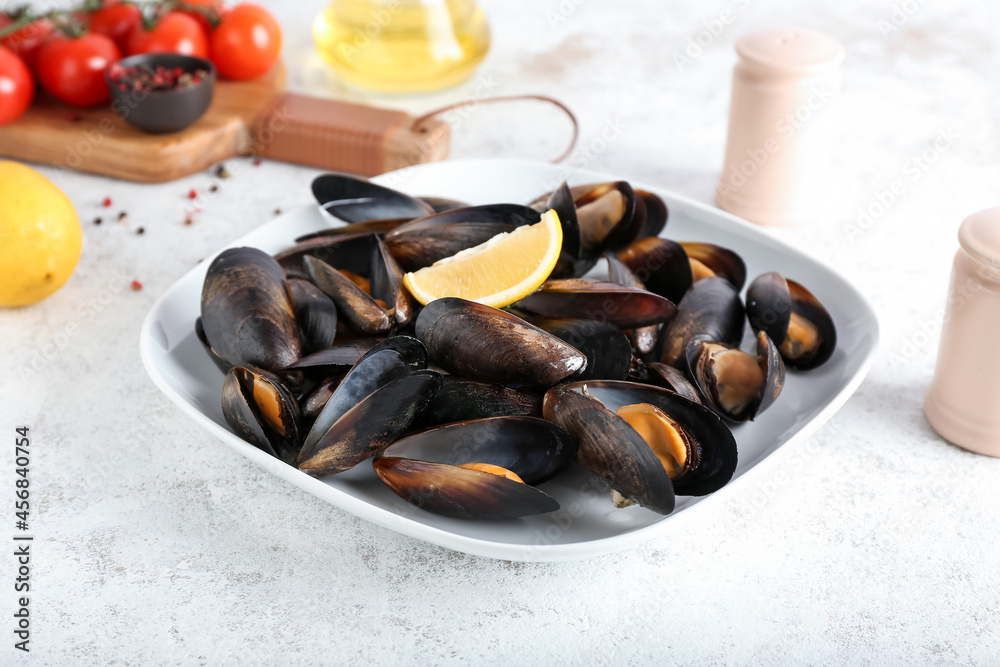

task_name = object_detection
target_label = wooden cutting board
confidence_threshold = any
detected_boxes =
[0,64,450,183]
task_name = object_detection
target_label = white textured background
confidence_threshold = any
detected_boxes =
[2,0,999,664]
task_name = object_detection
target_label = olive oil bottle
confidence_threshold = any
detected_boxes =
[313,0,491,93]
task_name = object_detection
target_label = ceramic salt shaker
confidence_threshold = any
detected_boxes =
[716,27,845,226]
[925,207,1000,457]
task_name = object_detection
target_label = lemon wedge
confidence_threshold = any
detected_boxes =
[403,209,562,308]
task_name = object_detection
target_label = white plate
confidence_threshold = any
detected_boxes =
[140,159,879,562]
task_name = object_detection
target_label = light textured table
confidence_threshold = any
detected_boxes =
[3,1,999,664]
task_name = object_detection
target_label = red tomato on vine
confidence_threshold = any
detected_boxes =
[126,11,209,59]
[36,34,121,107]
[211,4,281,80]
[0,15,54,68]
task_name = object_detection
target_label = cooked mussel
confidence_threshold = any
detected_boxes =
[686,331,785,422]
[530,181,640,260]
[544,381,738,510]
[618,237,692,305]
[680,242,746,291]
[415,298,587,387]
[312,173,433,222]
[303,235,415,334]
[298,338,440,476]
[660,276,745,368]
[373,416,575,519]
[201,247,302,372]
[634,189,668,240]
[222,366,302,463]
[288,278,338,353]
[275,233,376,280]
[745,272,837,370]
[517,279,677,329]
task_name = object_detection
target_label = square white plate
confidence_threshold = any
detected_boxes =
[140,159,879,562]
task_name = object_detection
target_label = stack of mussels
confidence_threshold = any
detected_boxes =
[197,174,837,520]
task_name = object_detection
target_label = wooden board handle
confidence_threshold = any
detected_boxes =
[251,93,450,176]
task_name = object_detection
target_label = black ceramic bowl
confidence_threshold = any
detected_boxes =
[105,53,216,134]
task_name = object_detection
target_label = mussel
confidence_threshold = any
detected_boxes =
[544,381,738,512]
[517,279,677,329]
[686,331,785,422]
[415,298,587,387]
[201,247,302,372]
[373,416,576,519]
[745,272,837,370]
[312,173,433,223]
[298,338,440,476]
[222,366,302,462]
[659,277,745,368]
[680,242,747,291]
[618,237,692,305]
[275,233,376,280]
[304,235,416,334]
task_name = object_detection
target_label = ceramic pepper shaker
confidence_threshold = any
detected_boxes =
[716,27,845,225]
[925,208,1000,457]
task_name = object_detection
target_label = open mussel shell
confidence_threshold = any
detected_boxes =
[371,236,418,328]
[606,252,659,355]
[201,247,302,372]
[222,366,302,462]
[570,182,640,255]
[298,368,442,476]
[415,298,587,388]
[618,237,692,305]
[545,381,738,503]
[517,279,677,329]
[301,375,344,420]
[745,272,837,370]
[686,331,785,422]
[312,173,433,223]
[298,337,428,465]
[384,204,541,272]
[542,181,582,260]
[680,242,746,291]
[660,276,745,368]
[373,416,575,519]
[304,256,393,335]
[413,377,542,430]
[288,278,338,353]
[528,316,632,381]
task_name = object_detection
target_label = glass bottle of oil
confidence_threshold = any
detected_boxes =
[313,0,490,93]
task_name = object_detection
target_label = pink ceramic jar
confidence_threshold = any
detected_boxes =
[925,207,1000,457]
[716,27,845,226]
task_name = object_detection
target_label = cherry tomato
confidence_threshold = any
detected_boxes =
[36,34,121,107]
[0,15,54,68]
[211,4,281,80]
[88,2,142,51]
[0,46,33,124]
[176,0,230,38]
[126,11,208,58]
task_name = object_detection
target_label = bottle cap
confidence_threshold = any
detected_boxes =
[958,206,1000,272]
[736,27,845,77]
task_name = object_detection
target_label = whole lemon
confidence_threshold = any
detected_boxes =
[0,161,83,307]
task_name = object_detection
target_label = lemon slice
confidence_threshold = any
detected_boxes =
[403,209,563,308]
